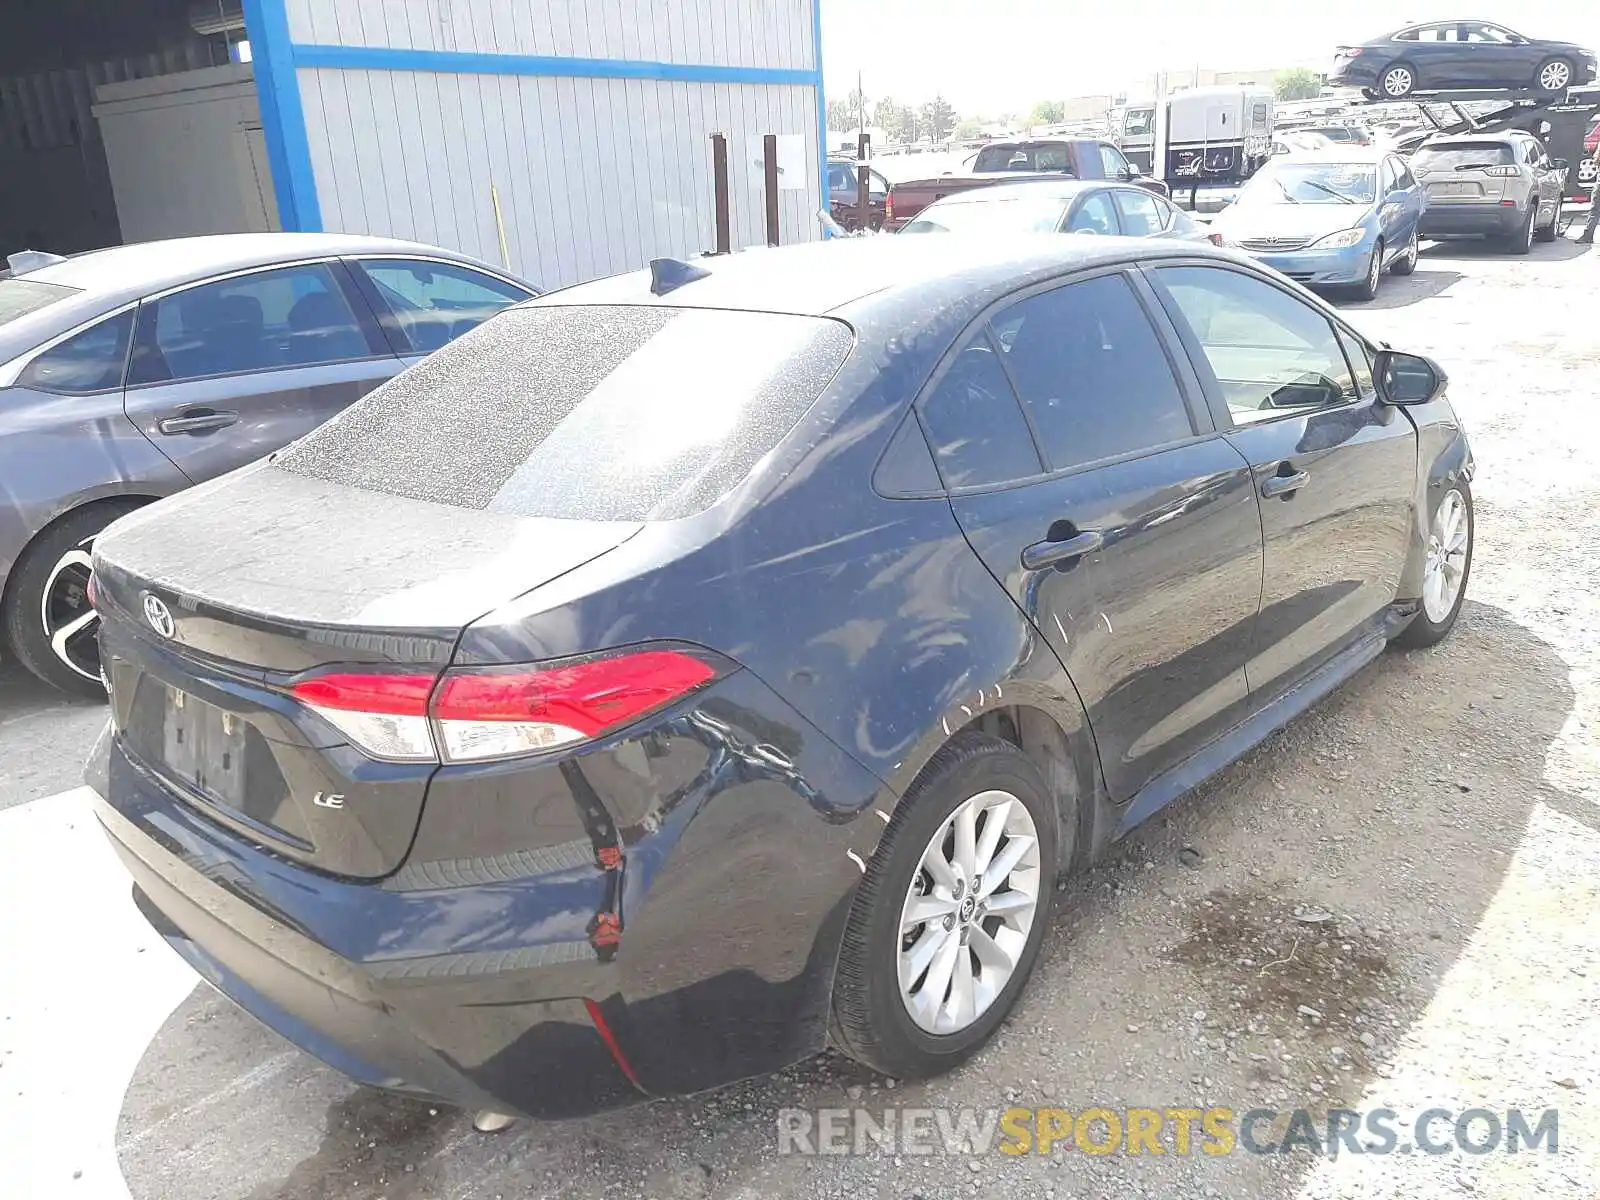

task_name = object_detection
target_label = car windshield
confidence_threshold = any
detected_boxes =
[902,195,1072,234]
[276,305,853,522]
[1414,142,1516,170]
[972,144,1074,173]
[0,278,79,327]
[1124,109,1153,136]
[1239,163,1377,206]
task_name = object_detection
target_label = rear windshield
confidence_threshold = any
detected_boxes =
[1414,142,1516,169]
[0,278,78,327]
[276,305,853,521]
[973,144,1074,173]
[902,195,1071,235]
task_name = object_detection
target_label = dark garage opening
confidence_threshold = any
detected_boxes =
[0,0,275,259]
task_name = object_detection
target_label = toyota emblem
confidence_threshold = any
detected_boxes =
[142,594,175,638]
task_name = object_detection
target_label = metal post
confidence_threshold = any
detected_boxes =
[855,132,872,231]
[763,133,781,246]
[710,133,731,255]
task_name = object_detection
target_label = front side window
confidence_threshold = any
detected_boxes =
[1113,189,1163,237]
[1156,266,1358,424]
[1335,327,1375,396]
[1099,144,1131,178]
[129,262,373,385]
[918,340,1043,488]
[354,259,530,354]
[17,310,132,394]
[991,274,1194,470]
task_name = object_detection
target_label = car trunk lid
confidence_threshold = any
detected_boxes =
[92,462,640,879]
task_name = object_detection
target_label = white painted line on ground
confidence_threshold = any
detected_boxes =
[0,787,197,1199]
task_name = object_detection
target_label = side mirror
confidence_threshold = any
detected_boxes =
[1374,349,1448,406]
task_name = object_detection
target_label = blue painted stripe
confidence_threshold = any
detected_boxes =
[290,43,819,88]
[813,0,827,201]
[242,0,322,231]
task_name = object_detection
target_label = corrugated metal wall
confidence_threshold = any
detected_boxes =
[280,0,821,289]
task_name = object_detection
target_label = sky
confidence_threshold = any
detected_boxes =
[819,1,1600,114]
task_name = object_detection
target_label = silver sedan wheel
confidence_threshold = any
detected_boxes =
[1382,66,1414,97]
[1539,60,1571,92]
[897,789,1041,1035]
[39,537,101,682]
[1422,489,1470,623]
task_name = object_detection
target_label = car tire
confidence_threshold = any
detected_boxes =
[1389,231,1419,275]
[2,500,142,699]
[1392,480,1473,651]
[1379,63,1417,99]
[1534,199,1561,242]
[830,731,1059,1080]
[1534,57,1573,96]
[1349,240,1384,301]
[1504,204,1536,255]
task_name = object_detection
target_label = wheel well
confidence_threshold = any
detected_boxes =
[956,703,1089,872]
[1,494,156,616]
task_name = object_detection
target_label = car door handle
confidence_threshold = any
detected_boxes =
[1261,468,1310,499]
[157,411,239,435]
[1021,529,1104,571]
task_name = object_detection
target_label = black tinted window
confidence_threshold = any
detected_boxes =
[918,340,1042,489]
[1067,192,1119,235]
[992,275,1193,470]
[278,305,853,521]
[18,310,132,393]
[129,263,371,385]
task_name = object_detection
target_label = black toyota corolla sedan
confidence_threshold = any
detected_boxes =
[86,236,1474,1121]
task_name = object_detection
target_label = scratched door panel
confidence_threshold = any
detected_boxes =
[949,437,1264,802]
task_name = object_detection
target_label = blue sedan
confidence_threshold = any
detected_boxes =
[1210,150,1429,300]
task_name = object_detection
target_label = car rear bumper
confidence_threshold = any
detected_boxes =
[87,667,886,1118]
[1248,243,1371,286]
[1418,202,1525,236]
[1328,60,1380,88]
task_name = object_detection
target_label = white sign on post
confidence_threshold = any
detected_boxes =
[747,134,807,191]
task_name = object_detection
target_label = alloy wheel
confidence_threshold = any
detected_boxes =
[1383,67,1414,98]
[1366,247,1382,294]
[1539,60,1571,93]
[1422,489,1470,623]
[38,537,100,683]
[897,789,1042,1035]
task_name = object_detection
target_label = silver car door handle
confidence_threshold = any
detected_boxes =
[1021,529,1104,570]
[157,412,239,435]
[1261,469,1310,499]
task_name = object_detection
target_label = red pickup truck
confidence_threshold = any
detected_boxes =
[885,138,1169,230]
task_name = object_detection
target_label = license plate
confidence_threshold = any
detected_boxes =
[1429,181,1480,196]
[162,687,248,807]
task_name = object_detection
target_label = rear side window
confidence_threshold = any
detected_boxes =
[0,278,79,327]
[991,275,1194,470]
[17,310,132,394]
[129,263,374,385]
[276,305,852,521]
[917,340,1043,489]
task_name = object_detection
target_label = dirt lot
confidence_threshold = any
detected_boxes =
[1,233,1597,1200]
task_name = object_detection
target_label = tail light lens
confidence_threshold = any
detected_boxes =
[290,647,722,764]
[885,192,895,221]
[1482,166,1520,178]
[1338,46,1365,57]
[1207,231,1226,246]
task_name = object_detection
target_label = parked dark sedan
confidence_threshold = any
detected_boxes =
[0,234,534,696]
[87,237,1474,1124]
[1331,21,1597,98]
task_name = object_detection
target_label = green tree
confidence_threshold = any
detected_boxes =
[826,99,855,131]
[1029,99,1066,125]
[875,97,916,143]
[920,95,958,143]
[953,117,984,140]
[1275,68,1323,101]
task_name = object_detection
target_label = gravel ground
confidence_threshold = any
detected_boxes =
[1,231,1596,1200]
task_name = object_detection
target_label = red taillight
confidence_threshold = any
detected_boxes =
[885,192,896,221]
[1338,46,1365,57]
[290,648,720,764]
[1482,166,1520,178]
[1207,231,1226,246]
